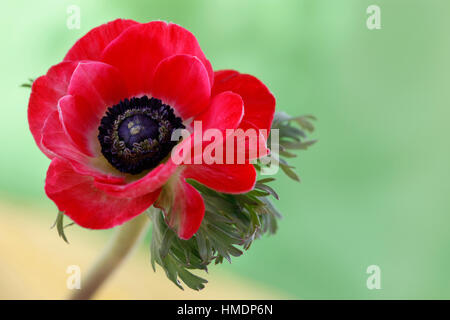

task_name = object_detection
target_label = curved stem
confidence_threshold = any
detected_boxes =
[68,213,151,300]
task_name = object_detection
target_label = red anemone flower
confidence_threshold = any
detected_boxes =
[28,20,275,240]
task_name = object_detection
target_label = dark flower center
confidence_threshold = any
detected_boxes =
[98,96,185,174]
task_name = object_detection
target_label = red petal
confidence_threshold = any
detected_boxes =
[68,61,127,108]
[59,62,127,156]
[212,72,273,161]
[28,61,78,157]
[212,70,276,134]
[183,163,256,194]
[155,177,205,240]
[249,127,271,160]
[64,19,138,62]
[101,21,214,96]
[176,92,243,164]
[41,111,90,164]
[94,159,178,198]
[57,95,96,156]
[225,121,270,163]
[42,111,125,184]
[151,54,211,120]
[195,91,244,131]
[45,158,159,229]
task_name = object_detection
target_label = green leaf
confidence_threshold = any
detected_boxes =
[255,182,279,200]
[21,78,34,89]
[293,115,317,132]
[260,111,317,181]
[148,208,209,290]
[178,268,208,290]
[51,211,70,244]
[280,164,301,182]
[257,177,276,184]
[281,139,317,150]
[159,229,175,258]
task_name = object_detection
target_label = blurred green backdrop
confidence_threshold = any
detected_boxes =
[1,0,450,299]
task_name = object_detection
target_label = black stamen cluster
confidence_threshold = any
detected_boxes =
[98,96,184,174]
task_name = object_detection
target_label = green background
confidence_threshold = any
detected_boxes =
[1,0,450,299]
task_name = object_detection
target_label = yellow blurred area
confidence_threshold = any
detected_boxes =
[0,200,286,299]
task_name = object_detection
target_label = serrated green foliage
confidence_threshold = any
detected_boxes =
[148,208,208,290]
[272,112,316,133]
[259,111,317,182]
[148,176,282,290]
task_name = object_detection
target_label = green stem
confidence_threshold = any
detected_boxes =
[68,213,151,300]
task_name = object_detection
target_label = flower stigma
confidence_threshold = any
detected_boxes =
[98,96,185,174]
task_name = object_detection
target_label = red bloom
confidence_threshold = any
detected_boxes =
[28,20,275,239]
